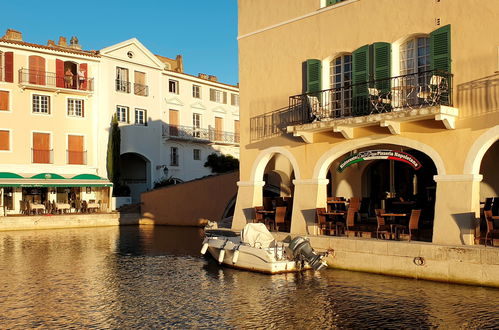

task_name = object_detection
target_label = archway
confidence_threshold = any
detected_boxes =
[120,152,151,203]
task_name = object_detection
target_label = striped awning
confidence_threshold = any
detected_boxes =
[0,172,112,187]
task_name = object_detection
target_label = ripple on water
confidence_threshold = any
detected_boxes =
[0,226,498,329]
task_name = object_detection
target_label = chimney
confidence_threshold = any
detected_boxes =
[2,29,23,41]
[47,40,56,47]
[58,36,67,47]
[69,36,81,50]
[175,55,183,73]
[198,73,209,80]
[208,75,218,82]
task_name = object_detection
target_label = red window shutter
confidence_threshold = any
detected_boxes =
[79,63,88,90]
[81,99,85,117]
[56,59,64,88]
[4,52,14,83]
[0,91,9,111]
[0,130,9,150]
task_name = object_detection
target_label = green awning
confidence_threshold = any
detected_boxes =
[0,173,112,187]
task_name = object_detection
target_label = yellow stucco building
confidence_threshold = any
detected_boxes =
[233,0,499,247]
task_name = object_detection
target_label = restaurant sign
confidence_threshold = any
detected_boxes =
[337,150,422,172]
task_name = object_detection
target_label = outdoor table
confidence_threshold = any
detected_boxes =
[30,203,45,214]
[391,85,415,108]
[87,203,100,212]
[382,213,407,228]
[56,203,71,213]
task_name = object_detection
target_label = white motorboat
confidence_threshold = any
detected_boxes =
[201,223,328,274]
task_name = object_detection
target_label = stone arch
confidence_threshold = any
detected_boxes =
[313,135,446,180]
[119,152,152,203]
[463,125,499,174]
[250,147,301,182]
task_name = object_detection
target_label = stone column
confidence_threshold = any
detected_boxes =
[232,180,265,230]
[432,174,482,245]
[290,179,329,235]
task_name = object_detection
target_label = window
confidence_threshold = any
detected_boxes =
[170,147,179,166]
[116,67,129,92]
[0,90,9,111]
[330,54,352,115]
[192,84,201,98]
[135,108,147,125]
[0,130,9,151]
[326,0,347,6]
[169,79,179,94]
[67,98,84,117]
[400,37,430,76]
[193,149,201,160]
[193,113,201,137]
[32,94,50,114]
[134,71,148,96]
[231,93,239,106]
[210,88,227,103]
[116,105,129,123]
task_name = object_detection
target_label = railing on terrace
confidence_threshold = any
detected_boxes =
[67,150,87,165]
[163,124,240,145]
[32,149,53,164]
[134,83,149,96]
[251,70,453,140]
[18,69,94,91]
[116,79,131,93]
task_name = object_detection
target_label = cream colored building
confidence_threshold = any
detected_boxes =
[0,29,111,214]
[233,0,499,246]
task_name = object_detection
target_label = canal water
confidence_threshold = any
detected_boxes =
[0,226,498,329]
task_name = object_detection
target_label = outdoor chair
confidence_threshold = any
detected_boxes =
[375,208,391,240]
[392,209,421,241]
[269,206,287,232]
[484,210,499,247]
[416,75,448,106]
[368,88,391,113]
[254,206,265,224]
[307,95,328,121]
[316,207,330,235]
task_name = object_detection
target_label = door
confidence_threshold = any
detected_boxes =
[169,110,179,136]
[68,135,84,164]
[33,132,50,163]
[215,117,223,141]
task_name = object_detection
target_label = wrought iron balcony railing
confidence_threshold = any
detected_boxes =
[67,150,87,165]
[251,70,453,140]
[163,124,240,145]
[116,79,131,93]
[18,69,94,91]
[32,149,53,164]
[134,83,149,96]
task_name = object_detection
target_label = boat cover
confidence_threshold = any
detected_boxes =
[241,223,275,248]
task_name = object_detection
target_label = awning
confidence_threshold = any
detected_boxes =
[0,172,113,187]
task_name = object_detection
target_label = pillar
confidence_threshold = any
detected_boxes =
[432,174,482,245]
[290,179,328,235]
[232,180,265,230]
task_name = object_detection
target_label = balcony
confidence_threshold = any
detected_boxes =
[67,150,87,165]
[251,70,458,142]
[32,149,53,164]
[134,83,149,96]
[18,69,94,93]
[163,124,240,145]
[116,80,131,93]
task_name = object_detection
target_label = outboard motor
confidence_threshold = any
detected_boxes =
[288,236,328,271]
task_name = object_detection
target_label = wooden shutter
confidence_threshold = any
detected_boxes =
[68,135,84,164]
[223,91,227,104]
[0,91,8,111]
[29,56,45,85]
[81,99,85,117]
[306,59,322,94]
[0,130,9,151]
[33,132,50,163]
[56,59,64,87]
[169,110,179,136]
[144,109,148,126]
[79,63,88,90]
[210,88,215,101]
[215,117,223,140]
[373,42,391,93]
[134,71,145,84]
[430,24,451,73]
[352,45,370,115]
[4,52,13,83]
[234,120,240,143]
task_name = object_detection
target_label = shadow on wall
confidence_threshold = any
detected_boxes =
[451,212,477,245]
[457,73,499,118]
[140,171,239,226]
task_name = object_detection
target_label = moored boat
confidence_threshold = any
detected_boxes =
[201,223,328,274]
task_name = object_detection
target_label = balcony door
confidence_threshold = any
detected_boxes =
[33,132,50,164]
[215,117,223,141]
[29,55,45,85]
[68,135,84,165]
[169,110,179,136]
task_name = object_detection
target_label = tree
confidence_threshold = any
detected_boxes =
[107,116,123,195]
[204,153,239,174]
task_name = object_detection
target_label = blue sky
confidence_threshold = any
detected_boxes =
[1,0,239,85]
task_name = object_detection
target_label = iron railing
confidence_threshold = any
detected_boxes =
[163,124,240,145]
[134,83,149,96]
[251,70,453,140]
[67,150,87,165]
[18,69,94,91]
[116,79,131,93]
[32,149,53,164]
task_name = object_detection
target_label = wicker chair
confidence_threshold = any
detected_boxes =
[375,208,391,240]
[316,207,330,235]
[484,210,499,247]
[393,209,421,241]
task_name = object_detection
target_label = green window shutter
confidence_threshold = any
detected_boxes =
[306,59,322,94]
[430,24,451,73]
[352,45,370,115]
[373,42,391,93]
[326,0,336,6]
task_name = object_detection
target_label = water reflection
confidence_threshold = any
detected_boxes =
[0,226,497,329]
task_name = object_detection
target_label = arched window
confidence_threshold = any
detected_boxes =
[329,54,352,116]
[399,36,430,76]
